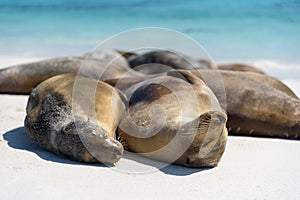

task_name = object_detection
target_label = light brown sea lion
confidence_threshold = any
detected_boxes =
[217,63,265,74]
[116,70,227,168]
[105,69,299,139]
[0,50,138,94]
[24,74,126,164]
[128,50,214,74]
[188,70,300,139]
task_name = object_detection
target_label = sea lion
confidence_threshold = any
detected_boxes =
[128,50,214,74]
[217,63,265,74]
[117,70,227,168]
[0,49,138,94]
[24,74,126,164]
[0,56,80,94]
[188,70,300,139]
[105,69,299,139]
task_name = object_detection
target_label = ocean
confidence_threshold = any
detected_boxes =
[0,0,300,90]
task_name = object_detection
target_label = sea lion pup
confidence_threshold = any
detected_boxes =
[128,50,213,74]
[217,63,265,74]
[0,49,138,94]
[24,74,126,164]
[116,70,228,168]
[187,70,300,139]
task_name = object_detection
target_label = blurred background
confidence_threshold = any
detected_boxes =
[0,0,299,82]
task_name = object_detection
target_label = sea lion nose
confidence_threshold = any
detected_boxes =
[113,148,122,157]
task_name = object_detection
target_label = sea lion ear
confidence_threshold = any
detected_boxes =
[167,69,205,85]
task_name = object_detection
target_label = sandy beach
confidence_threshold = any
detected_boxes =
[1,54,299,199]
[1,91,300,199]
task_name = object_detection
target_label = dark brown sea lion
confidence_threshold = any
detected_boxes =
[24,74,126,164]
[0,50,138,94]
[128,50,214,74]
[217,63,265,74]
[117,70,228,168]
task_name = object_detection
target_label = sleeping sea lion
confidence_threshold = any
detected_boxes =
[24,74,126,164]
[188,70,300,139]
[128,50,214,74]
[116,70,228,168]
[0,50,139,94]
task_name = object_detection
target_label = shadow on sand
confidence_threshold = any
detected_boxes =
[122,151,210,176]
[3,126,210,176]
[3,127,104,168]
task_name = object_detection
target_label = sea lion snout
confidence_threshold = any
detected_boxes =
[69,118,125,165]
[97,137,124,164]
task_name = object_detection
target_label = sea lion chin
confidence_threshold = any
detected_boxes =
[117,70,228,168]
[24,74,126,165]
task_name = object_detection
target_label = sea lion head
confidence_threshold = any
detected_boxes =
[62,120,124,165]
[175,110,227,168]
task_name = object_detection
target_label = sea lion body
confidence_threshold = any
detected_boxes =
[128,50,213,74]
[217,63,265,74]
[0,50,138,94]
[117,71,227,167]
[24,74,126,164]
[189,70,300,139]
[0,57,80,94]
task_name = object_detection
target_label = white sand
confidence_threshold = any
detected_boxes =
[1,94,300,200]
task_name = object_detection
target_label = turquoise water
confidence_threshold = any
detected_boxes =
[1,0,300,63]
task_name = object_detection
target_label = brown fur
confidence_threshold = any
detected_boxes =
[217,63,265,74]
[189,70,300,139]
[117,71,227,167]
[25,74,126,164]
